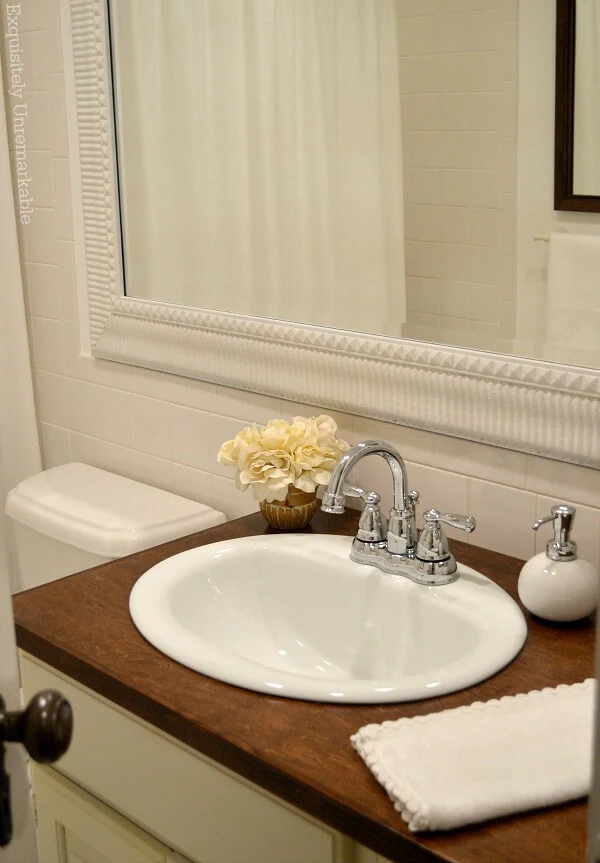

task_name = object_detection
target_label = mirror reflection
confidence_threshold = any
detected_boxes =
[108,0,600,370]
[110,0,406,338]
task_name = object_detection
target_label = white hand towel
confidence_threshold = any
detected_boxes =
[351,679,595,832]
[545,232,600,365]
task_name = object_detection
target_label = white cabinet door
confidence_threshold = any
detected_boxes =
[32,764,192,863]
[21,655,343,863]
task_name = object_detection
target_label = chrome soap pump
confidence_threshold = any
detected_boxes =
[518,504,598,622]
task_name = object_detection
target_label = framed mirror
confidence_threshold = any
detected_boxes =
[555,0,600,211]
[62,0,600,469]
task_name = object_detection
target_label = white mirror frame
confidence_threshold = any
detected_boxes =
[65,0,600,469]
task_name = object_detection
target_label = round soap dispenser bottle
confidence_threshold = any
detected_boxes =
[518,504,598,622]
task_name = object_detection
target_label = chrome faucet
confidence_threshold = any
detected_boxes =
[322,440,476,585]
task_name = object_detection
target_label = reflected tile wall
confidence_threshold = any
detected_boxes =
[399,0,518,352]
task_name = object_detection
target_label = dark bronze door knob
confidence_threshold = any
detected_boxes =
[0,690,73,764]
[0,690,73,847]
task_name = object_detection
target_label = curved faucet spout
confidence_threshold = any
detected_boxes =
[321,438,472,585]
[322,439,409,514]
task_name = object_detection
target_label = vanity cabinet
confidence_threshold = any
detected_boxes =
[21,654,390,863]
[13,514,595,863]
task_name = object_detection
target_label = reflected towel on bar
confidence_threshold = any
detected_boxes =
[351,679,595,832]
[545,232,600,365]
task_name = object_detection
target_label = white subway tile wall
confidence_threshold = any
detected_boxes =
[2,0,599,568]
[400,1,518,351]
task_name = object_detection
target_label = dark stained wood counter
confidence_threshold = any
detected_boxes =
[13,511,595,863]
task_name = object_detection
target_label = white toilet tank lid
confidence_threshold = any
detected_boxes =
[5,463,226,559]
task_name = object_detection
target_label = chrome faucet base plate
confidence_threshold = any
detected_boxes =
[350,541,459,586]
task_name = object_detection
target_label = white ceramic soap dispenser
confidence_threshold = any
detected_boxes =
[518,504,598,622]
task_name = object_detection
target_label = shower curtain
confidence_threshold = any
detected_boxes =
[111,0,406,337]
[0,65,42,861]
[573,0,600,194]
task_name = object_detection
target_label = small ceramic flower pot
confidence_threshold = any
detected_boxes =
[259,486,318,530]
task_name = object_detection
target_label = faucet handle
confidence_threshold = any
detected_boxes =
[424,509,476,533]
[415,509,476,578]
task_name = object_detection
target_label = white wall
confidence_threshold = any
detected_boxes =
[1,0,599,569]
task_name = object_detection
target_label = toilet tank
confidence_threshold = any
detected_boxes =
[5,463,226,591]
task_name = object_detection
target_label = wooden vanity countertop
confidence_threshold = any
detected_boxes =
[13,511,595,863]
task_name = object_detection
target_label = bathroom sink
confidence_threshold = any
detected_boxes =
[129,534,527,704]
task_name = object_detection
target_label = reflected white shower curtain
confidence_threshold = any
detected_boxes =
[112,0,406,336]
[0,69,41,860]
[573,0,600,194]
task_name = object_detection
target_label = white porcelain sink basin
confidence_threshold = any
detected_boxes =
[129,534,527,704]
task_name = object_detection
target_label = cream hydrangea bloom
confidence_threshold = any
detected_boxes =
[238,448,301,502]
[217,414,349,501]
[291,415,349,492]
[258,417,307,452]
[217,424,261,468]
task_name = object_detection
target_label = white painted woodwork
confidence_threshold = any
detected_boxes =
[61,0,600,469]
[33,765,179,863]
[20,654,358,863]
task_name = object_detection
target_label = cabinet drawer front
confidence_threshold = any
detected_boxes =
[21,655,341,863]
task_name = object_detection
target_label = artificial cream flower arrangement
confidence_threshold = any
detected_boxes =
[218,415,350,504]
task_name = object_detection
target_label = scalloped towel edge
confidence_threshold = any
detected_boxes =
[351,679,595,832]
